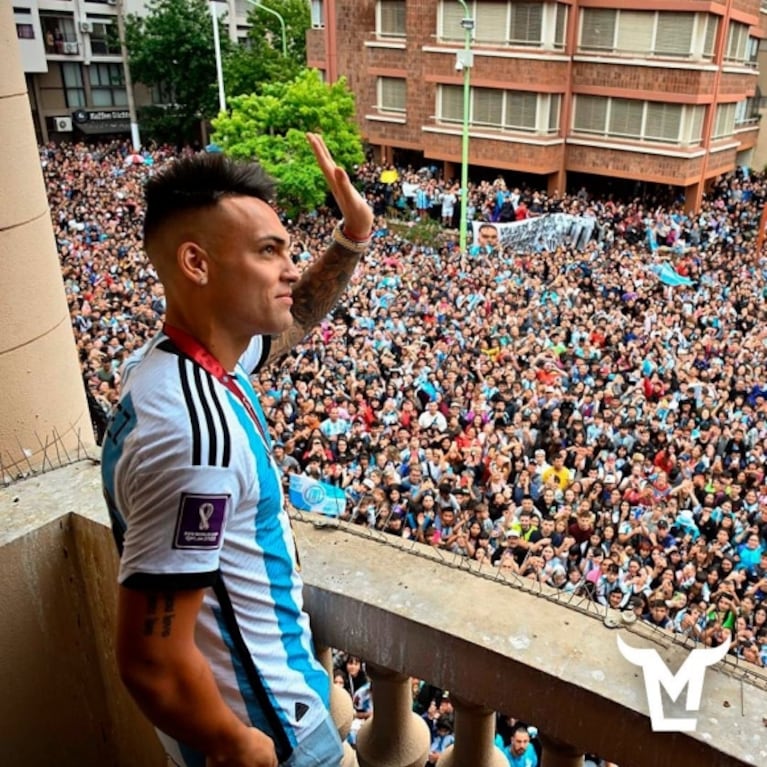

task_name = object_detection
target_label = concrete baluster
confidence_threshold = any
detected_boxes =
[356,665,430,767]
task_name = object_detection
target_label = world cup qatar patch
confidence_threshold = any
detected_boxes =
[173,493,229,549]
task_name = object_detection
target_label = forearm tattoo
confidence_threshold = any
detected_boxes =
[143,592,176,638]
[266,242,362,365]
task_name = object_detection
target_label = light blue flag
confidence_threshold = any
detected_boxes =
[288,473,346,517]
[650,262,693,287]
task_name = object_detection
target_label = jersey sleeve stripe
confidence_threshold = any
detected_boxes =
[192,364,218,467]
[179,357,203,466]
[207,376,232,468]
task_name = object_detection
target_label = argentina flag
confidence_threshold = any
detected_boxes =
[288,473,347,517]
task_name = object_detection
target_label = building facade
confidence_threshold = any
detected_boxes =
[12,0,767,206]
[11,0,257,145]
[309,0,766,207]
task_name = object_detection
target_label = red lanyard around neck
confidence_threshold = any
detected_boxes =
[163,324,271,451]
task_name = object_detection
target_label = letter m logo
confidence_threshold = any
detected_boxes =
[616,635,731,732]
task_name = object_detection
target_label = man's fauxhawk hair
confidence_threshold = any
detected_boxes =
[143,152,275,246]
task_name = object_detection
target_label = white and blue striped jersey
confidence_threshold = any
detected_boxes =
[101,331,330,766]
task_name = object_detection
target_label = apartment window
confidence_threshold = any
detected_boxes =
[441,1,465,42]
[713,103,736,139]
[580,9,616,51]
[475,2,509,45]
[439,85,464,122]
[644,103,681,142]
[573,95,703,145]
[437,85,546,133]
[61,62,85,107]
[725,23,749,62]
[16,23,34,39]
[506,91,537,131]
[440,1,557,48]
[573,95,608,133]
[508,3,543,46]
[378,77,406,113]
[90,22,121,55]
[473,87,503,126]
[554,4,567,49]
[654,13,694,57]
[89,63,126,107]
[311,0,324,28]
[608,98,644,138]
[547,94,561,133]
[615,12,652,55]
[581,10,711,60]
[703,16,718,59]
[377,0,405,37]
[41,14,76,54]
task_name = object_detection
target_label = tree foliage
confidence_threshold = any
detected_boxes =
[244,0,310,62]
[125,0,222,144]
[211,70,365,216]
[222,0,310,100]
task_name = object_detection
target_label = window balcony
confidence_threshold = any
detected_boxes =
[2,462,765,767]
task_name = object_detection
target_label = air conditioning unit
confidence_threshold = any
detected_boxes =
[79,21,93,33]
[63,41,79,54]
[53,116,73,132]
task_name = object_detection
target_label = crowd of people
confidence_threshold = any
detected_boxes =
[44,138,767,758]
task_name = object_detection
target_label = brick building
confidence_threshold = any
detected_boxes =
[308,0,767,208]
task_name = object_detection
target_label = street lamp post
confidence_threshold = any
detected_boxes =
[210,1,226,114]
[247,0,287,57]
[116,0,141,150]
[455,0,474,254]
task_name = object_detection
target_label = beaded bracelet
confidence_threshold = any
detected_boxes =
[332,221,371,254]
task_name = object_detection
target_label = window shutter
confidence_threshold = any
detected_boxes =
[554,4,567,48]
[608,98,644,138]
[506,91,537,130]
[379,0,406,37]
[654,12,694,57]
[440,84,464,122]
[380,78,406,112]
[471,87,503,126]
[644,102,681,142]
[548,94,561,132]
[687,105,704,144]
[573,95,608,133]
[714,103,735,138]
[616,11,653,55]
[509,3,543,45]
[580,8,616,51]
[441,1,465,41]
[476,1,509,44]
[703,15,718,58]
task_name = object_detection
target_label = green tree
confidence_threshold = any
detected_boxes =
[125,0,222,145]
[244,0,310,62]
[221,0,309,99]
[211,70,365,216]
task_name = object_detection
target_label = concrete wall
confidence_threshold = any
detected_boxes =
[0,466,164,767]
[0,2,94,479]
[3,461,767,767]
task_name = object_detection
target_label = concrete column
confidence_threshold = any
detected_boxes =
[548,170,565,198]
[684,181,702,214]
[438,699,507,767]
[315,646,354,743]
[356,665,430,767]
[539,733,585,767]
[0,3,93,478]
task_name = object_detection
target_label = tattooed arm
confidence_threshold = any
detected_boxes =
[116,587,278,767]
[264,132,373,367]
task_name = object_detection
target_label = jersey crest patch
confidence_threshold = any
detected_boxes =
[173,493,229,549]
